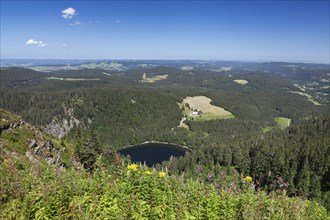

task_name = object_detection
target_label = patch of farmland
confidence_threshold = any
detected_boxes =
[289,91,321,105]
[275,117,291,130]
[234,79,249,85]
[141,73,168,83]
[181,96,235,121]
[46,77,100,81]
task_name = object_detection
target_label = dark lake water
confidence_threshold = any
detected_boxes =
[118,142,186,166]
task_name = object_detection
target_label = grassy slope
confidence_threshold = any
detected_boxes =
[234,79,249,85]
[0,108,74,167]
[290,91,321,105]
[263,117,291,132]
[141,73,169,83]
[1,162,328,219]
[182,96,235,121]
[275,117,291,130]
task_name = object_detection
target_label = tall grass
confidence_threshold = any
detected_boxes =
[0,159,328,219]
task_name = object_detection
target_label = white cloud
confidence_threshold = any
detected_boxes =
[69,20,82,26]
[62,7,76,19]
[25,39,48,47]
[26,39,39,45]
[62,43,68,47]
[38,41,47,47]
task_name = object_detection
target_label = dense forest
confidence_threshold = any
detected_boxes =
[163,117,330,209]
[0,64,329,215]
[0,108,329,218]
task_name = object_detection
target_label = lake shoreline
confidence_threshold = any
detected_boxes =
[120,140,191,151]
[118,141,189,166]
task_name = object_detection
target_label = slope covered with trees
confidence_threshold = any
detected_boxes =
[0,108,328,218]
[1,64,329,216]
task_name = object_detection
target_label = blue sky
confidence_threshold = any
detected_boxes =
[1,1,329,63]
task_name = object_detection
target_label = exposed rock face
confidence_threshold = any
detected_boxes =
[0,119,11,134]
[0,118,25,134]
[43,107,80,138]
[1,108,65,166]
[28,139,37,149]
[26,139,64,166]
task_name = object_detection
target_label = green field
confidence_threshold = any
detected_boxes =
[234,79,249,85]
[290,91,321,105]
[275,117,291,130]
[181,96,235,121]
[141,73,168,83]
[46,76,100,81]
[263,117,292,132]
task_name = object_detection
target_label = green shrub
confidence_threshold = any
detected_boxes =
[0,160,328,219]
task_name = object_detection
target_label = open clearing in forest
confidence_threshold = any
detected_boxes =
[275,117,291,129]
[46,77,100,81]
[102,72,111,76]
[141,73,168,83]
[234,79,249,85]
[181,96,235,121]
[289,91,320,105]
[263,117,292,132]
[177,117,189,129]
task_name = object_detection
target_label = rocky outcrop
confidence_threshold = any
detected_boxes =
[0,118,25,134]
[1,108,65,166]
[43,107,80,138]
[44,117,79,138]
[26,139,64,166]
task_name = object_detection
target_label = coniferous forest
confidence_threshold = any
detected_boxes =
[1,62,329,218]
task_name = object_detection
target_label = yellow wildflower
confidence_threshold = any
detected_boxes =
[244,176,252,183]
[305,200,310,207]
[158,171,166,177]
[145,171,152,175]
[127,164,138,171]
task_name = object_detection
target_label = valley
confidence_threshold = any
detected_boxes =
[1,0,329,218]
[1,60,329,217]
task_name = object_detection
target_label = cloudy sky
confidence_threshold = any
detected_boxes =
[0,1,329,63]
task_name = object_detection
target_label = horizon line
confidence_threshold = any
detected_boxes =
[1,58,329,65]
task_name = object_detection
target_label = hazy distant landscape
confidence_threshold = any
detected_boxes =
[1,0,329,218]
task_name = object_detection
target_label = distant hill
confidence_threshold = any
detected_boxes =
[0,67,50,88]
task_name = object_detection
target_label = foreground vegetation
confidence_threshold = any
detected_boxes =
[1,160,328,219]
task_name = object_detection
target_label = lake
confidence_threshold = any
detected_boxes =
[118,142,187,166]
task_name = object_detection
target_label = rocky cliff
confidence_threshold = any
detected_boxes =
[0,108,67,166]
[43,107,80,138]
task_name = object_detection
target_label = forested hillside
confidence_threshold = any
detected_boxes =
[163,117,330,210]
[1,64,329,215]
[0,109,328,218]
[1,66,328,147]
